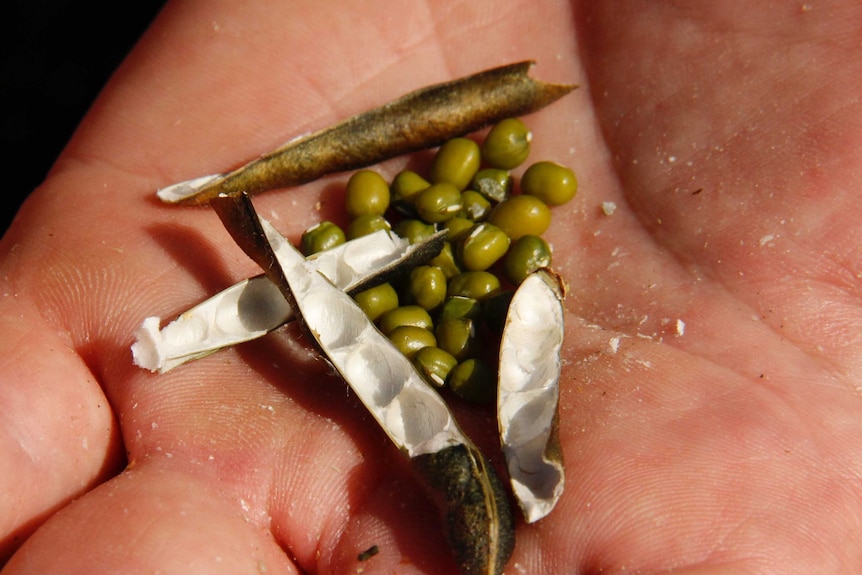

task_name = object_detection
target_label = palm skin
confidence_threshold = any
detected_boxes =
[2,1,862,573]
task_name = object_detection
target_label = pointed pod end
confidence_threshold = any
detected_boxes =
[411,444,515,575]
[521,59,579,104]
[157,174,224,205]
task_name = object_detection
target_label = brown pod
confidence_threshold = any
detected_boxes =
[160,61,575,205]
[411,444,515,575]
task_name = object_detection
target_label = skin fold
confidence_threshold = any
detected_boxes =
[2,1,862,573]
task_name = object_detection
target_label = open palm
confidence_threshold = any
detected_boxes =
[3,2,862,573]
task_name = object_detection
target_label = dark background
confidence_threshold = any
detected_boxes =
[2,1,166,236]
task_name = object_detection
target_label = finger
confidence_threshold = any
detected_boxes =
[2,465,299,574]
[0,307,122,562]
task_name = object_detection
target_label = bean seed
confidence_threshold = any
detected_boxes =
[378,305,434,335]
[388,325,437,359]
[391,170,431,205]
[435,317,477,361]
[394,218,437,244]
[429,242,461,279]
[481,118,532,170]
[471,168,512,203]
[413,346,458,387]
[353,282,399,322]
[345,169,390,217]
[503,234,552,284]
[459,190,492,221]
[447,271,501,301]
[300,221,346,255]
[488,194,551,240]
[458,222,510,271]
[408,265,447,311]
[520,160,577,206]
[347,214,391,240]
[430,137,481,190]
[448,358,495,404]
[438,296,482,323]
[414,182,462,223]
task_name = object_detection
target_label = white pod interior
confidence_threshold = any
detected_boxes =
[131,230,429,373]
[157,174,222,204]
[258,217,468,458]
[498,269,565,523]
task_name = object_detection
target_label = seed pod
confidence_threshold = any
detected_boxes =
[210,192,515,575]
[132,229,446,373]
[411,443,515,575]
[497,269,566,523]
[158,61,576,205]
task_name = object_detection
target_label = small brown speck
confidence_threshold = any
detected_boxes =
[357,545,379,562]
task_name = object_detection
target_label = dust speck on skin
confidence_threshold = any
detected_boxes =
[608,335,622,353]
[660,317,686,337]
[759,234,776,247]
[601,201,617,216]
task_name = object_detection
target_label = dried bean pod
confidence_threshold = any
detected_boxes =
[159,61,575,205]
[211,193,516,575]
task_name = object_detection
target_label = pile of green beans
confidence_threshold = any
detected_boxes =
[299,118,577,403]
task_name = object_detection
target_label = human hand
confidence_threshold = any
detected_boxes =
[2,1,861,573]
